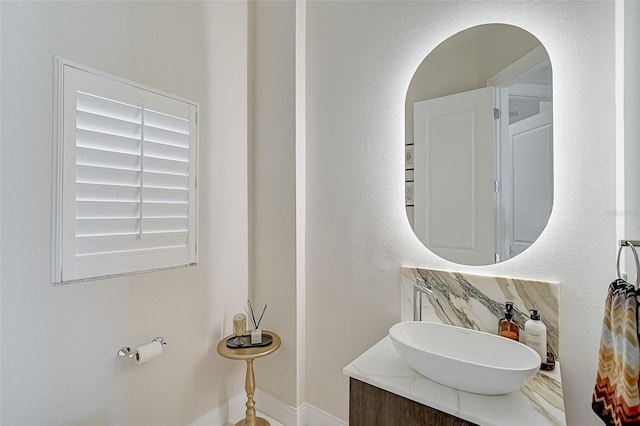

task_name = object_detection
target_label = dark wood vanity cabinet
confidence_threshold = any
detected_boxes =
[350,378,478,426]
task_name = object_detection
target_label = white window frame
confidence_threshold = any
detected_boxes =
[52,57,198,283]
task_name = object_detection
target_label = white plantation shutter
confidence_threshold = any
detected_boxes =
[53,59,198,282]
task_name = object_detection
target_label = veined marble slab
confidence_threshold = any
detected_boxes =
[401,267,559,358]
[344,336,566,426]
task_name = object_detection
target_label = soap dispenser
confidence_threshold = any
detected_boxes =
[498,302,519,341]
[524,309,547,362]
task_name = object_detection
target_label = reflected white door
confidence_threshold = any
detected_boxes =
[503,108,553,258]
[414,86,497,265]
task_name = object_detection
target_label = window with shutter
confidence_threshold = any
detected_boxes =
[52,58,198,283]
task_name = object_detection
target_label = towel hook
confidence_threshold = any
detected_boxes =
[617,240,640,289]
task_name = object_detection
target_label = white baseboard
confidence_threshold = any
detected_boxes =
[191,393,246,426]
[191,389,347,426]
[254,388,298,425]
[297,402,348,426]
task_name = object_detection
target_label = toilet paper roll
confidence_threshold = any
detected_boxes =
[135,340,163,365]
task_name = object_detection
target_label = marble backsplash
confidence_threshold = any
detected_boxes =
[401,267,559,358]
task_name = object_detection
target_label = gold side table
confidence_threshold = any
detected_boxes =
[217,330,281,426]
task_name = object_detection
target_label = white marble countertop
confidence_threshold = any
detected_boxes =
[343,336,566,426]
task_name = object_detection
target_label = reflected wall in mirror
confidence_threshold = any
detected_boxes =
[405,24,553,266]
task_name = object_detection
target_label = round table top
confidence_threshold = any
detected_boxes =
[217,330,281,361]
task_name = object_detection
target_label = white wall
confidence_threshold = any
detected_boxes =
[0,1,249,424]
[0,1,4,421]
[305,1,615,424]
[624,1,640,252]
[249,0,298,408]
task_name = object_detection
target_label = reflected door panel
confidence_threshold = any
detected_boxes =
[506,109,553,257]
[414,86,497,265]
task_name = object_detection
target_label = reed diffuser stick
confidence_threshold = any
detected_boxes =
[246,299,269,329]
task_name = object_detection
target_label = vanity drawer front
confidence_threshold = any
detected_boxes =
[349,378,477,426]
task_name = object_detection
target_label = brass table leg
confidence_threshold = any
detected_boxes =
[235,359,269,426]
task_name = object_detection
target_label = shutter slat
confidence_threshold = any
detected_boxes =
[144,109,189,134]
[144,125,189,148]
[77,165,140,187]
[142,202,188,218]
[144,140,189,162]
[76,201,140,219]
[76,146,140,171]
[76,182,140,202]
[76,231,188,256]
[77,128,140,155]
[143,156,189,176]
[142,217,188,233]
[77,110,141,139]
[77,91,141,123]
[143,187,188,203]
[143,171,188,190]
[76,218,140,237]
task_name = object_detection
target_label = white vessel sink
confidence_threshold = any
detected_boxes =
[389,321,541,395]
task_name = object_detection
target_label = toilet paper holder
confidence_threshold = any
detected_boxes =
[118,337,166,358]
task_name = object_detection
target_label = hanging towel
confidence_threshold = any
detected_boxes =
[592,278,640,425]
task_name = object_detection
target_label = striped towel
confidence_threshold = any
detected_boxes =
[592,279,640,425]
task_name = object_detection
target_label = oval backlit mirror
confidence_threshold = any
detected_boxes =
[405,24,553,265]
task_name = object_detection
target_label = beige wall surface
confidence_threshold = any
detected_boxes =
[249,0,298,408]
[625,0,640,257]
[305,1,615,424]
[1,1,249,424]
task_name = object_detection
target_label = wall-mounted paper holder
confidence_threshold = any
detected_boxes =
[118,337,166,358]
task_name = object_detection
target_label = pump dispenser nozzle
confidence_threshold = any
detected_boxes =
[498,302,519,341]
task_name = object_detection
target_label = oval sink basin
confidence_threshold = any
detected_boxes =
[389,321,541,395]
